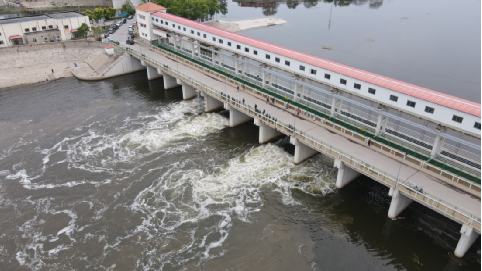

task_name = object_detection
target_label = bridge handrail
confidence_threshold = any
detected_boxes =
[110,41,481,230]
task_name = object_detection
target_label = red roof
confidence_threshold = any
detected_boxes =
[71,29,77,33]
[135,2,166,12]
[152,12,481,117]
[9,35,22,39]
[105,45,114,49]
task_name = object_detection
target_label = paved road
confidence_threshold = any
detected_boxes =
[110,29,481,221]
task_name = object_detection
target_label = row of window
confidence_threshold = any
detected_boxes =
[24,25,57,32]
[32,36,57,42]
[154,18,481,130]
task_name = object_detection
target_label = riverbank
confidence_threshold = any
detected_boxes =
[205,17,286,32]
[0,41,104,89]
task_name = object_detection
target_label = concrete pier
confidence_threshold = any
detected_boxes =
[161,72,180,89]
[334,159,361,188]
[227,104,252,127]
[181,83,197,100]
[387,189,413,218]
[203,93,223,112]
[454,224,480,258]
[142,61,162,80]
[255,118,282,144]
[291,137,318,164]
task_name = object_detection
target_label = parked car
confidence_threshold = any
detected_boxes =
[131,34,135,39]
[126,38,134,45]
[132,21,136,26]
[112,24,118,30]
[127,15,133,20]
[128,30,133,35]
[108,28,114,34]
[122,18,127,24]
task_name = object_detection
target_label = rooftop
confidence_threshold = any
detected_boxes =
[153,12,481,117]
[0,11,85,25]
[135,2,166,12]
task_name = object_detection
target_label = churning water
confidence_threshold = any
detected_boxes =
[0,73,479,270]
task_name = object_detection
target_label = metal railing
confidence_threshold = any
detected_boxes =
[111,40,481,231]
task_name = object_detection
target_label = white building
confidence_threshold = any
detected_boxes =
[135,2,166,42]
[0,11,91,47]
[144,12,481,137]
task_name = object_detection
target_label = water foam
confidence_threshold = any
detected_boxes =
[130,144,336,269]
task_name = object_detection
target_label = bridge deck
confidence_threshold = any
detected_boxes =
[110,31,480,224]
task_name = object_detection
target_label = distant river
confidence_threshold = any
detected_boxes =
[218,0,481,102]
[0,74,479,270]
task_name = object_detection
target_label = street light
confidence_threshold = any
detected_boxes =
[394,152,408,189]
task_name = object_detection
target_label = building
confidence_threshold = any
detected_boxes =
[0,11,91,47]
[135,2,167,42]
[142,12,481,137]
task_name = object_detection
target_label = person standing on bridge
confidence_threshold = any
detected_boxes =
[266,97,269,104]
[237,86,239,92]
[367,138,372,146]
[255,104,257,110]
[242,98,245,104]
[297,108,300,116]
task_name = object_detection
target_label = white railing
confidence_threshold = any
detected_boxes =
[111,41,481,231]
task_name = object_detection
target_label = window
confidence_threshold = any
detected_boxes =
[203,34,206,38]
[165,22,168,25]
[390,95,398,102]
[474,122,481,130]
[354,83,361,89]
[299,65,305,71]
[254,50,257,55]
[237,45,241,49]
[424,106,434,114]
[48,25,53,29]
[274,57,280,63]
[406,100,416,108]
[311,69,317,75]
[32,38,37,42]
[197,32,200,36]
[212,37,216,42]
[42,26,46,30]
[25,28,30,32]
[245,47,249,52]
[178,26,181,30]
[0,41,3,45]
[172,24,175,27]
[285,60,290,66]
[161,20,163,24]
[227,42,231,46]
[32,27,37,31]
[191,30,194,34]
[152,17,155,21]
[368,88,376,95]
[139,15,145,20]
[219,39,223,44]
[64,25,69,29]
[183,27,186,31]
[266,54,270,59]
[340,79,347,85]
[324,74,330,79]
[452,115,463,123]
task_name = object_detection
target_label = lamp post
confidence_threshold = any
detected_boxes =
[394,152,407,189]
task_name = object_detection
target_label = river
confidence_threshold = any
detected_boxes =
[218,0,481,102]
[0,73,479,270]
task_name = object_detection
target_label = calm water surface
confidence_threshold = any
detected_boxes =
[0,74,479,270]
[219,0,481,102]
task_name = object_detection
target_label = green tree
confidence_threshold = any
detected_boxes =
[105,7,117,19]
[286,0,300,9]
[77,23,90,39]
[121,3,135,15]
[82,9,93,20]
[93,7,105,20]
[157,0,220,20]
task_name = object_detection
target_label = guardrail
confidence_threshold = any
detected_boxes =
[109,41,481,231]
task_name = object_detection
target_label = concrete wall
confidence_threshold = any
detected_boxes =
[0,41,105,70]
[103,54,146,77]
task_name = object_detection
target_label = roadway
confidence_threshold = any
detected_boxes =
[109,28,481,223]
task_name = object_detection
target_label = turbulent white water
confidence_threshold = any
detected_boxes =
[1,97,337,270]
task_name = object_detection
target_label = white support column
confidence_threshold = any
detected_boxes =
[234,58,238,74]
[294,82,299,101]
[454,224,480,258]
[181,83,196,100]
[331,97,341,118]
[256,119,282,144]
[227,104,252,127]
[334,159,361,188]
[387,189,413,219]
[431,134,445,159]
[290,136,318,164]
[262,70,266,88]
[375,113,388,136]
[203,92,224,113]
[141,60,162,80]
[160,72,180,89]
